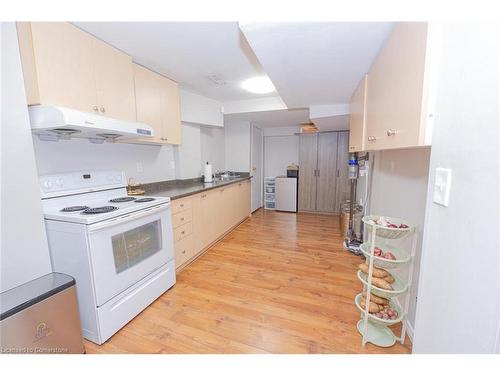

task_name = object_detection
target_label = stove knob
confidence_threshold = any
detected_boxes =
[43,180,53,189]
[55,178,64,187]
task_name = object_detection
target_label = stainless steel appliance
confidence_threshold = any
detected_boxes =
[0,273,85,354]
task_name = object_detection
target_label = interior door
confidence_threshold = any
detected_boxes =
[335,131,351,213]
[250,125,263,212]
[316,132,339,213]
[298,133,318,211]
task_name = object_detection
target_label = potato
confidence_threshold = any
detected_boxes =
[358,263,390,278]
[384,274,395,284]
[370,276,393,290]
[361,291,389,306]
[359,297,381,313]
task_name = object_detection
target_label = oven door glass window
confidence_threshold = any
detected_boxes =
[111,220,162,274]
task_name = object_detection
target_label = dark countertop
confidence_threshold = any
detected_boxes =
[144,175,252,200]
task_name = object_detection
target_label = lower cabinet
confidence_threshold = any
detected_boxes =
[173,180,251,271]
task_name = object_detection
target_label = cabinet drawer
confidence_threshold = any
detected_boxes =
[172,209,192,228]
[174,221,193,243]
[174,235,193,268]
[172,199,192,214]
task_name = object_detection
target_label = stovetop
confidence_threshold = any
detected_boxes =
[42,189,170,225]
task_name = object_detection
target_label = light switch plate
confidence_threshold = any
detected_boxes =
[433,167,452,206]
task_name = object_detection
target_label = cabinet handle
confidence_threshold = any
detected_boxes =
[181,217,185,221]
[387,129,396,136]
[100,107,106,113]
[92,105,99,112]
[367,136,376,141]
[182,250,186,254]
[317,169,320,177]
[201,194,207,198]
[181,231,185,235]
[180,204,184,207]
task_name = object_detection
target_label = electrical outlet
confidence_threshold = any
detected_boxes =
[136,162,143,173]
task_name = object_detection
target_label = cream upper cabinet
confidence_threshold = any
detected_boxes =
[130,63,181,145]
[365,22,436,150]
[17,22,97,113]
[91,38,136,122]
[17,22,136,122]
[160,77,182,145]
[349,74,367,152]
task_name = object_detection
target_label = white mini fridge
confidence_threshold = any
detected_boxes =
[275,176,297,212]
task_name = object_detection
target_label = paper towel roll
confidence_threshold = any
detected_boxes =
[204,162,213,183]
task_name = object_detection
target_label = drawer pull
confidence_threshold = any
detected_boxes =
[182,250,186,254]
[180,204,184,207]
[367,136,376,141]
[181,217,185,221]
[181,231,185,235]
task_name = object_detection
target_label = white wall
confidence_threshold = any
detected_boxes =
[200,125,225,172]
[368,148,431,338]
[413,23,500,353]
[263,135,299,177]
[225,120,251,172]
[1,23,52,292]
[34,138,176,184]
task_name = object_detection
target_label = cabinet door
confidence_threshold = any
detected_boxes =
[133,64,165,143]
[20,22,97,113]
[92,37,136,122]
[349,75,367,152]
[365,23,429,150]
[298,133,318,212]
[335,132,350,213]
[316,132,338,213]
[200,189,220,249]
[160,77,182,145]
[240,180,251,220]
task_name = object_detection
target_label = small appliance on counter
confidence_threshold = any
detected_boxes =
[204,162,213,183]
[0,273,85,354]
[38,170,176,345]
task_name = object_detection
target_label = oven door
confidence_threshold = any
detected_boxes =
[86,203,174,307]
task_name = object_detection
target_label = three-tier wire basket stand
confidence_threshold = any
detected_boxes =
[355,215,417,347]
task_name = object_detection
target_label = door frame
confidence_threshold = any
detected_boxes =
[250,124,263,212]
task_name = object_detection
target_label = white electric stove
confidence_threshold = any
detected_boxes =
[40,171,176,344]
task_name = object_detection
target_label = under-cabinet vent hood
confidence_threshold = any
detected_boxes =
[28,105,154,143]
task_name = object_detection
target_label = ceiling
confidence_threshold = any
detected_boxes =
[225,109,309,128]
[240,22,394,108]
[74,22,278,102]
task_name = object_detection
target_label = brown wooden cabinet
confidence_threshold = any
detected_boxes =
[364,22,435,150]
[17,22,136,122]
[173,180,251,271]
[298,132,349,214]
[130,64,181,145]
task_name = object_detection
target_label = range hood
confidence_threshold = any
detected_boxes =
[28,105,154,143]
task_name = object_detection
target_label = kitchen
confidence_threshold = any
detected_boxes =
[1,3,499,369]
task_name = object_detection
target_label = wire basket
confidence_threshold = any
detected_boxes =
[357,270,407,298]
[362,215,413,240]
[359,243,411,269]
[354,293,405,326]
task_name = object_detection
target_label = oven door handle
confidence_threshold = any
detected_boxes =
[87,203,170,233]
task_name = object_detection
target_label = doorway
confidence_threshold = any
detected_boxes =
[250,125,263,212]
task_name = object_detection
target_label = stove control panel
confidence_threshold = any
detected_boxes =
[39,171,126,198]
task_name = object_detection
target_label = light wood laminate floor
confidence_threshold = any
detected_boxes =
[85,209,412,354]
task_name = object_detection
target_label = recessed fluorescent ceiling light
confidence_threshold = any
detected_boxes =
[241,76,275,94]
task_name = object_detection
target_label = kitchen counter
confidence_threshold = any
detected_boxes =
[141,175,252,200]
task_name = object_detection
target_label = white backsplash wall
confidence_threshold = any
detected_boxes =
[33,137,176,183]
[174,123,201,179]
[33,122,227,183]
[368,147,431,340]
[200,125,225,173]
